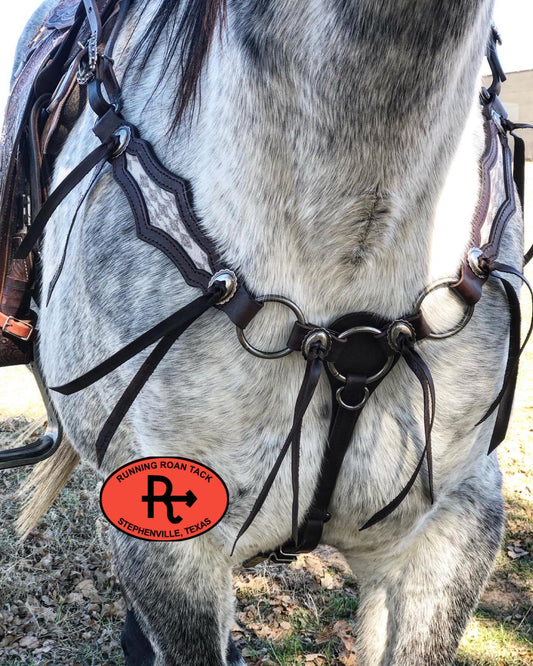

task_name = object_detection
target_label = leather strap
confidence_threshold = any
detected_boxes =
[242,311,437,563]
[83,0,103,41]
[0,312,35,341]
[232,343,327,554]
[93,288,223,465]
[476,262,533,452]
[16,140,116,259]
[360,339,435,530]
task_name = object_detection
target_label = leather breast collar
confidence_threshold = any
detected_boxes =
[1,5,532,564]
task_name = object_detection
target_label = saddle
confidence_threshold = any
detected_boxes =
[0,0,111,366]
[0,2,531,564]
[0,0,118,466]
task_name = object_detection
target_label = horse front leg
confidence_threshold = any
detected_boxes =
[342,472,504,666]
[110,531,242,666]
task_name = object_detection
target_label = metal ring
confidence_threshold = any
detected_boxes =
[336,386,370,411]
[415,278,475,339]
[236,295,306,359]
[327,326,394,384]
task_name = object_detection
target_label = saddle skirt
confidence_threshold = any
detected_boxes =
[0,0,110,365]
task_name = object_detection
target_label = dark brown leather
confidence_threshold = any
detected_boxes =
[451,264,484,306]
[0,232,34,364]
[0,235,33,316]
[481,129,517,262]
[0,335,33,365]
[452,104,518,306]
[110,129,262,328]
[0,29,64,297]
[0,0,119,369]
[469,119,499,250]
[287,321,347,362]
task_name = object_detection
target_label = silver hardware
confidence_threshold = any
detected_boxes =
[387,320,416,352]
[302,328,331,358]
[467,247,489,279]
[76,35,98,85]
[208,269,238,305]
[23,194,31,228]
[2,316,34,342]
[480,86,492,103]
[269,546,297,563]
[76,65,95,86]
[415,278,475,339]
[88,33,98,73]
[236,295,306,359]
[327,326,394,384]
[112,126,132,158]
[336,386,370,411]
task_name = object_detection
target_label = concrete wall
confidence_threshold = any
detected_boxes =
[482,70,533,160]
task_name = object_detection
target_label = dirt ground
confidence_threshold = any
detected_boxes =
[0,165,532,664]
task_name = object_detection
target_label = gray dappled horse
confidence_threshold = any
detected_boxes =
[14,1,523,664]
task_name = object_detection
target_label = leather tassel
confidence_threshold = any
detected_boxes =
[51,286,224,465]
[232,345,325,555]
[476,263,533,453]
[361,339,435,530]
[52,290,221,395]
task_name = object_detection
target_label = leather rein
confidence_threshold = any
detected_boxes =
[3,3,533,564]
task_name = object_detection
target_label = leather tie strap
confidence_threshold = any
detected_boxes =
[476,261,533,452]
[51,291,223,395]
[291,374,370,553]
[231,343,327,554]
[360,338,435,530]
[52,286,224,465]
[15,140,116,260]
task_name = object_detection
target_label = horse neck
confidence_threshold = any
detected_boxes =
[119,1,494,319]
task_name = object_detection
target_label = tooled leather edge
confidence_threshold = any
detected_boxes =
[112,148,212,291]
[480,130,517,261]
[451,113,500,305]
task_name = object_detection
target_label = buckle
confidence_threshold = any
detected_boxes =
[76,35,98,85]
[2,316,34,342]
[268,546,298,565]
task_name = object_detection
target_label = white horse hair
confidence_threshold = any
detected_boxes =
[12,0,524,664]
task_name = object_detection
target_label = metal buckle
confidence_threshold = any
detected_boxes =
[76,35,98,85]
[327,326,394,384]
[268,546,298,564]
[2,316,34,342]
[88,33,98,72]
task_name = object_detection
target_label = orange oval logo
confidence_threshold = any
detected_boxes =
[100,457,229,541]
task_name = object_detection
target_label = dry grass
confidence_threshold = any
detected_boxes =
[0,169,532,664]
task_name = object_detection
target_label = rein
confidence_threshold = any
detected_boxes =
[2,3,532,563]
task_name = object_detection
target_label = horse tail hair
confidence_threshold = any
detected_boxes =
[15,439,80,540]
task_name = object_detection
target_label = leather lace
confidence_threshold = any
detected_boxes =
[231,343,327,554]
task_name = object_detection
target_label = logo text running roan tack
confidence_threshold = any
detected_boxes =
[100,457,228,541]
